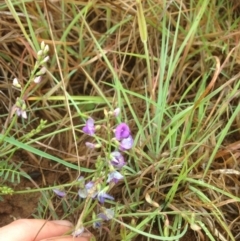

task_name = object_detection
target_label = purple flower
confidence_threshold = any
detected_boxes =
[98,209,114,221]
[82,118,95,136]
[85,181,95,192]
[93,221,101,229]
[115,123,130,140]
[120,135,134,150]
[78,181,97,199]
[97,190,114,204]
[107,171,124,184]
[78,182,114,204]
[110,151,126,168]
[94,209,114,228]
[53,189,66,197]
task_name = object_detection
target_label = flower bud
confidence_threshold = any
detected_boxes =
[43,44,49,54]
[33,76,42,83]
[13,78,21,88]
[37,50,43,56]
[113,107,120,117]
[40,41,45,50]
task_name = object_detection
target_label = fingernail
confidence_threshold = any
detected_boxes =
[50,220,73,227]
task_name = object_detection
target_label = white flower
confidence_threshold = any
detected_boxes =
[33,76,42,83]
[16,108,27,119]
[72,226,84,237]
[13,78,21,88]
[113,107,120,117]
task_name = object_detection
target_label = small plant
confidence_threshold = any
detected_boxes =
[54,108,134,237]
[11,41,49,120]
[0,41,49,193]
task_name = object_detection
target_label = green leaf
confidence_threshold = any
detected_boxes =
[0,134,94,173]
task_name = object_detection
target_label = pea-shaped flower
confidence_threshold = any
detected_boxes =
[98,208,114,221]
[110,151,126,168]
[82,118,95,136]
[114,123,130,140]
[78,181,97,199]
[120,135,134,150]
[107,171,124,184]
[97,190,114,204]
[53,189,66,197]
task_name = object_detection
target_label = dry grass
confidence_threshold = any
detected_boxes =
[1,0,240,240]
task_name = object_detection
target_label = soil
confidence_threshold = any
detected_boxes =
[0,178,40,226]
[0,149,65,227]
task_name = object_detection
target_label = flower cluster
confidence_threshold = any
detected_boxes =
[12,41,49,119]
[114,123,134,150]
[15,97,27,119]
[78,181,114,204]
[93,208,114,228]
[81,113,133,185]
[53,108,134,237]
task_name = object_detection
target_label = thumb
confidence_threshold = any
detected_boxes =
[0,219,88,241]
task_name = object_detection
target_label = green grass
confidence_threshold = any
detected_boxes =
[1,0,240,240]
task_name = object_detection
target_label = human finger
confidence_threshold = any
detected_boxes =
[0,219,88,241]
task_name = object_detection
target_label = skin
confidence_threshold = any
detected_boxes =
[0,219,90,241]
